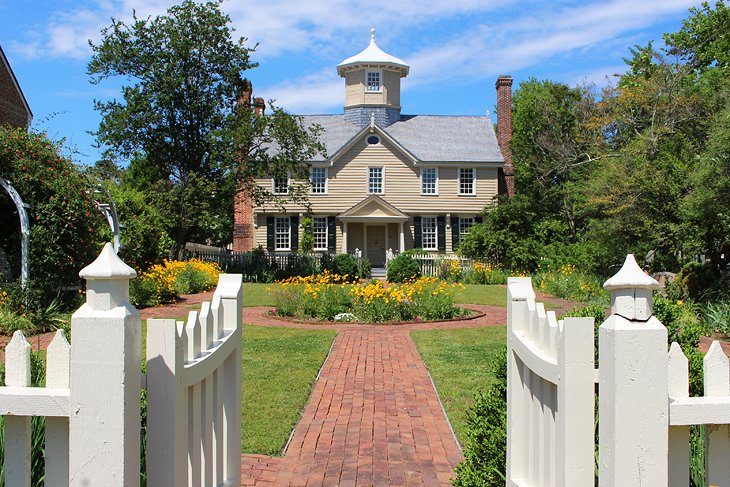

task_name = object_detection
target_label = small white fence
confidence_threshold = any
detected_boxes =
[0,243,243,486]
[507,254,730,487]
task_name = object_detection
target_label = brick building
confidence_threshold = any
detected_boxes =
[0,45,32,129]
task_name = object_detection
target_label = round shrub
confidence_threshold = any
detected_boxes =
[386,253,420,283]
[669,262,721,302]
[333,253,359,280]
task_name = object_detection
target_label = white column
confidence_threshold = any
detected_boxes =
[599,255,666,487]
[342,221,348,253]
[69,243,141,487]
[399,222,405,253]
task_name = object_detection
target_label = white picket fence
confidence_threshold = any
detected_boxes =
[0,243,243,486]
[507,254,730,487]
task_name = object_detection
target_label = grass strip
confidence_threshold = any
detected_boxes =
[242,324,336,455]
[411,326,506,445]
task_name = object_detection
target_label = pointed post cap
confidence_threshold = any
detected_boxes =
[604,254,659,321]
[79,242,136,280]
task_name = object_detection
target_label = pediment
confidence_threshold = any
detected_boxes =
[338,195,409,222]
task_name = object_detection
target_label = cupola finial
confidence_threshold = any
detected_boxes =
[370,28,376,44]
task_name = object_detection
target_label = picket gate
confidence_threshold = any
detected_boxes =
[0,243,243,486]
[507,254,730,487]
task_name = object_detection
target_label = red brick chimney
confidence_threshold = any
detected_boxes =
[496,75,515,197]
[233,79,256,252]
[253,97,265,116]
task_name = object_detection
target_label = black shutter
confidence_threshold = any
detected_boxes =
[266,217,275,252]
[437,216,446,252]
[413,217,422,249]
[290,215,299,252]
[451,216,460,251]
[327,216,336,253]
[475,216,483,224]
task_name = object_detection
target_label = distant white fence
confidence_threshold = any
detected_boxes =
[0,243,243,486]
[507,254,730,487]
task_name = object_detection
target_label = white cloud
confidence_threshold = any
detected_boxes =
[264,69,343,113]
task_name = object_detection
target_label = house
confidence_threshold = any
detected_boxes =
[0,45,32,129]
[234,30,514,268]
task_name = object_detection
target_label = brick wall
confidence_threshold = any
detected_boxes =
[232,80,256,252]
[0,61,29,128]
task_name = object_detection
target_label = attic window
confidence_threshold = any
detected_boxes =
[366,71,381,91]
[367,135,380,145]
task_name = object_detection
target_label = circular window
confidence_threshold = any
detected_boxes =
[367,135,380,145]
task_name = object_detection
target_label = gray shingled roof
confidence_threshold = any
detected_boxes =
[300,114,504,163]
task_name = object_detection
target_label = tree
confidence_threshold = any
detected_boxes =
[88,0,323,249]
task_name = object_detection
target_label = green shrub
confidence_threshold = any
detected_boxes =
[386,253,420,283]
[360,258,372,279]
[333,253,359,280]
[453,346,507,487]
[669,262,722,302]
[462,262,510,285]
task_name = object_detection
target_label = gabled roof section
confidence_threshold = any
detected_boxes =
[0,45,33,124]
[299,114,504,164]
[325,120,419,166]
[338,195,409,222]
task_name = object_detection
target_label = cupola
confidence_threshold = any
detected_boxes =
[337,29,409,127]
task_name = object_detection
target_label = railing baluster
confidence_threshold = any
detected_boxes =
[4,330,32,487]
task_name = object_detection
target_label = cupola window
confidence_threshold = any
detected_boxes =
[366,71,381,91]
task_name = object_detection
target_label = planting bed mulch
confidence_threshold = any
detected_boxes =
[262,305,486,327]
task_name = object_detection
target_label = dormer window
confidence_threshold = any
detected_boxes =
[366,71,381,91]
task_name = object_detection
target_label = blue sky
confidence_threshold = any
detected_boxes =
[1,0,704,166]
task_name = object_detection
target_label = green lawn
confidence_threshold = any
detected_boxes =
[243,283,276,307]
[242,324,336,455]
[411,326,506,445]
[454,284,507,306]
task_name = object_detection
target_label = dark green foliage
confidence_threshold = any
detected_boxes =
[299,218,315,253]
[360,258,372,279]
[386,253,421,283]
[0,127,105,295]
[332,253,359,280]
[453,347,507,487]
[669,262,722,303]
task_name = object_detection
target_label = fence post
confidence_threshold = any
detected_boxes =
[69,243,141,486]
[506,277,535,482]
[703,341,730,485]
[599,254,666,487]
[4,330,32,486]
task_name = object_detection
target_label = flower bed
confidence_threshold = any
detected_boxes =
[271,272,467,323]
[130,258,221,308]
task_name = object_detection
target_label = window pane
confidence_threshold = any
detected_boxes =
[422,168,437,194]
[422,217,437,250]
[273,176,288,194]
[313,217,328,250]
[367,71,380,91]
[459,168,474,194]
[311,168,326,193]
[275,217,290,250]
[368,167,383,194]
[459,217,475,238]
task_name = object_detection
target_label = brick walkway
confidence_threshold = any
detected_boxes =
[241,327,465,486]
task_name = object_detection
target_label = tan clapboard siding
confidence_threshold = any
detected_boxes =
[255,135,498,216]
[383,71,401,108]
[345,73,363,107]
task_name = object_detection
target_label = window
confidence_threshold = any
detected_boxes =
[459,217,475,238]
[313,217,328,250]
[421,168,438,194]
[421,217,437,250]
[368,167,384,194]
[459,168,476,195]
[366,71,381,91]
[273,175,288,194]
[367,135,380,145]
[310,167,327,194]
[275,217,290,250]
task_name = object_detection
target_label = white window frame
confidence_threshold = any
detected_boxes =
[274,216,291,251]
[421,216,438,251]
[310,167,328,194]
[459,217,475,239]
[272,174,289,195]
[366,70,382,92]
[368,166,385,194]
[458,167,476,195]
[420,167,439,195]
[313,216,328,251]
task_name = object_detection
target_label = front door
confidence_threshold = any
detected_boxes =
[366,226,386,267]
